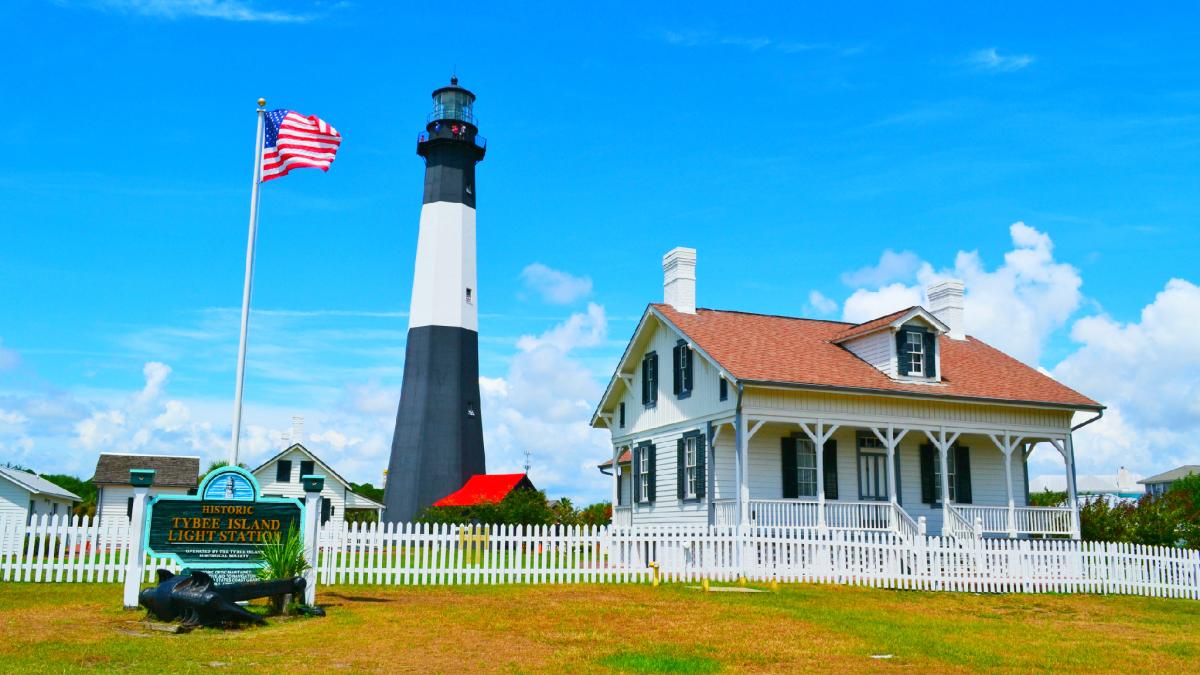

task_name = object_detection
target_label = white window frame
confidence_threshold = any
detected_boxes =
[907,331,924,376]
[933,448,957,503]
[684,436,698,499]
[638,449,650,503]
[796,438,818,498]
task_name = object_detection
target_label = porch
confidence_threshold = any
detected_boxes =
[611,411,1082,539]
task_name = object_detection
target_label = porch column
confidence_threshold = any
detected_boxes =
[870,425,908,532]
[735,413,747,525]
[987,432,1022,538]
[800,420,840,530]
[1063,435,1081,539]
[924,427,959,536]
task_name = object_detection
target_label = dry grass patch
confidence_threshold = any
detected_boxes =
[0,582,1197,673]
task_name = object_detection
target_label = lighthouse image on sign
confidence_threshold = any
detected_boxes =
[383,79,488,522]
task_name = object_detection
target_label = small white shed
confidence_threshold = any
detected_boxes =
[0,466,81,524]
[252,443,383,523]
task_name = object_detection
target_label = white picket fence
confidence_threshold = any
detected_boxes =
[3,515,1199,601]
[0,515,179,584]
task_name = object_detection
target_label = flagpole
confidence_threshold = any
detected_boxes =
[229,98,267,466]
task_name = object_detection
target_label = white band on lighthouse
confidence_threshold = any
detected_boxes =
[408,201,478,332]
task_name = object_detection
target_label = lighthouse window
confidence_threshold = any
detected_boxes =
[465,287,473,304]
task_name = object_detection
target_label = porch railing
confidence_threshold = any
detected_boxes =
[945,506,978,539]
[950,505,1074,537]
[824,501,892,530]
[713,499,737,527]
[749,499,820,528]
[612,506,632,528]
[715,499,901,532]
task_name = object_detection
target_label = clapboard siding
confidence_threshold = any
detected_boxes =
[254,449,348,514]
[745,389,1072,430]
[0,479,27,523]
[843,330,894,375]
[628,425,709,525]
[617,319,735,436]
[97,485,190,524]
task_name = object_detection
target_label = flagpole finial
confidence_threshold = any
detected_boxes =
[257,98,266,108]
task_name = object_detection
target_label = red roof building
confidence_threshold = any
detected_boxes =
[433,473,536,507]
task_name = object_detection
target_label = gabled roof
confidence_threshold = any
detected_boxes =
[831,306,948,343]
[91,453,200,487]
[433,474,535,507]
[593,304,1101,422]
[1138,465,1200,485]
[651,303,1100,408]
[250,443,357,493]
[0,467,82,502]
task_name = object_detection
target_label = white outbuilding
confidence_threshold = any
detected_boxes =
[0,466,81,524]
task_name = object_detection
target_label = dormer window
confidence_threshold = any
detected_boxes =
[906,331,924,376]
[896,325,937,379]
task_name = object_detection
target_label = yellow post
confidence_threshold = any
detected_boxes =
[770,577,779,592]
[650,562,660,587]
[701,577,710,592]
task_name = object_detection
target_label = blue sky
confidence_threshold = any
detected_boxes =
[1,1,1198,502]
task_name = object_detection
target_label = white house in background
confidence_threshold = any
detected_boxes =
[252,443,384,523]
[91,453,199,524]
[1139,465,1200,498]
[0,466,80,523]
[1031,467,1144,501]
[593,247,1105,540]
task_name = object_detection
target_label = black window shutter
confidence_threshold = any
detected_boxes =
[671,344,682,395]
[647,443,657,502]
[126,497,134,520]
[676,438,686,500]
[696,434,707,499]
[641,358,649,405]
[619,402,625,428]
[683,346,694,393]
[781,437,798,498]
[923,331,937,378]
[823,439,839,500]
[321,497,331,524]
[919,444,935,504]
[719,378,728,401]
[277,460,292,483]
[955,445,972,504]
[632,446,641,502]
[895,330,909,374]
[648,354,658,404]
[300,460,315,478]
[893,450,903,506]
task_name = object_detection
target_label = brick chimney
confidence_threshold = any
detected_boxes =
[663,247,696,314]
[927,280,965,340]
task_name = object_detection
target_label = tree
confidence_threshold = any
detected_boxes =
[39,474,97,517]
[199,460,246,483]
[1029,488,1068,507]
[350,482,384,504]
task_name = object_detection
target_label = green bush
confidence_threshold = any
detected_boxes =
[1079,474,1200,547]
[256,524,310,615]
[1029,488,1067,507]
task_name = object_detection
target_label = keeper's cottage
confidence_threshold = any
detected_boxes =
[592,248,1103,540]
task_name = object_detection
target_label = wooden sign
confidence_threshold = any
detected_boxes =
[144,466,302,583]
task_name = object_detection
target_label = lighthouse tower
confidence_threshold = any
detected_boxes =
[383,79,488,522]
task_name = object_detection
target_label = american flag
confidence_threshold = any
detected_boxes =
[261,110,342,182]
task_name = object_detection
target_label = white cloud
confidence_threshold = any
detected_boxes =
[310,429,362,452]
[153,400,190,432]
[79,0,314,23]
[519,263,593,305]
[838,222,1082,365]
[807,290,838,316]
[841,250,922,288]
[133,361,172,409]
[481,303,613,502]
[842,283,923,324]
[968,47,1035,72]
[1052,279,1200,471]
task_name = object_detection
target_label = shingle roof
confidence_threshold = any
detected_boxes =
[598,449,632,469]
[0,467,82,501]
[91,453,199,487]
[1138,465,1200,485]
[653,304,1101,409]
[830,307,915,342]
[433,474,535,507]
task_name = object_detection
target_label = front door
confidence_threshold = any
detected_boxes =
[859,452,889,501]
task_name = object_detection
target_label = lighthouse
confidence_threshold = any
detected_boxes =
[383,79,488,522]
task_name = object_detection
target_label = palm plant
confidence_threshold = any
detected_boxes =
[256,525,310,615]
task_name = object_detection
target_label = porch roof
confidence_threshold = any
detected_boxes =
[653,304,1101,410]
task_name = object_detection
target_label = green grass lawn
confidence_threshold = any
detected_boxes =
[1,581,1198,673]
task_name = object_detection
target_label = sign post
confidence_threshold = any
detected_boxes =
[123,469,155,609]
[144,466,303,585]
[301,474,324,605]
